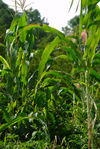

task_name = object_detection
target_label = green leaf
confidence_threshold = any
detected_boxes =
[79,0,83,41]
[42,24,65,39]
[88,0,100,6]
[38,36,60,78]
[83,12,91,26]
[27,30,34,52]
[21,54,28,86]
[16,47,23,68]
[89,28,100,63]
[88,20,100,27]
[0,43,6,48]
[7,15,20,33]
[35,70,73,97]
[92,59,100,67]
[41,77,61,88]
[68,0,74,12]
[90,69,100,82]
[2,108,10,123]
[20,24,41,32]
[0,116,25,133]
[64,37,77,50]
[95,53,100,59]
[0,83,6,88]
[54,55,73,62]
[18,13,27,43]
[84,27,100,63]
[18,13,27,29]
[0,114,47,133]
[62,46,78,62]
[82,0,87,8]
[0,56,11,70]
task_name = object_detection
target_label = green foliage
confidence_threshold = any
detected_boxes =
[62,15,80,36]
[0,0,14,29]
[38,36,60,78]
[26,8,48,25]
[0,0,100,149]
[0,0,14,57]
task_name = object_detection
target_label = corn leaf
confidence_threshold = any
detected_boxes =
[0,56,11,70]
[18,13,27,43]
[42,24,65,39]
[38,36,60,78]
[0,115,46,133]
[54,55,73,62]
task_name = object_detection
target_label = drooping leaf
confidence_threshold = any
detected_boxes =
[38,36,60,78]
[54,55,73,62]
[42,24,65,39]
[0,56,11,70]
[0,43,6,48]
[0,114,47,133]
[62,46,79,62]
[35,70,73,97]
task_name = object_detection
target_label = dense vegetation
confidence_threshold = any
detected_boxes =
[0,0,14,57]
[0,0,100,149]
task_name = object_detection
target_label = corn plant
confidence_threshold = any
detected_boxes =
[0,0,100,148]
[0,11,74,148]
[69,0,100,148]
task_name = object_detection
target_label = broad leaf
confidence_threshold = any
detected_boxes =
[38,36,60,78]
[18,13,27,43]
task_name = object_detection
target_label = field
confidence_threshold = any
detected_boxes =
[0,0,100,148]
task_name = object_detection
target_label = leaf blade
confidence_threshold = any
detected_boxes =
[38,36,60,78]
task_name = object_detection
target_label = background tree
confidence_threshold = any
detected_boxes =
[62,15,80,36]
[26,8,48,25]
[0,0,14,57]
[0,0,14,29]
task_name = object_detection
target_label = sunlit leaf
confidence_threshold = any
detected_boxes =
[0,56,11,70]
[38,36,60,78]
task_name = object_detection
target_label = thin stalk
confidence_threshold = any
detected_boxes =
[93,102,97,129]
[79,0,83,49]
[85,70,91,149]
[72,92,75,127]
[80,72,85,111]
[15,0,17,13]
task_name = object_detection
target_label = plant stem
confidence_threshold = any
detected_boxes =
[72,92,75,127]
[85,70,91,149]
[15,0,17,13]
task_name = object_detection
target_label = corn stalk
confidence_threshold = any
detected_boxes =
[85,70,91,149]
